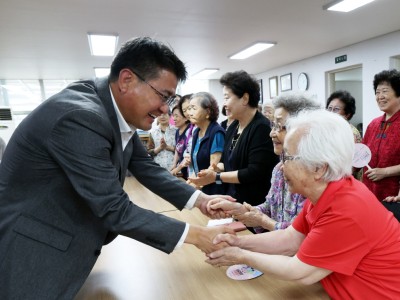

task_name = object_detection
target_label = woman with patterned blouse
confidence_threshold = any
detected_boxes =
[208,93,320,231]
[170,105,190,179]
[147,112,176,170]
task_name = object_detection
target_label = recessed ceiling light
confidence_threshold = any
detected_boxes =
[323,0,376,12]
[229,42,276,60]
[88,33,118,56]
[191,68,219,79]
[94,67,110,78]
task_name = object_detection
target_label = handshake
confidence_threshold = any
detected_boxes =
[184,195,250,267]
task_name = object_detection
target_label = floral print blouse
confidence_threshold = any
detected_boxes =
[254,161,306,232]
[149,125,176,170]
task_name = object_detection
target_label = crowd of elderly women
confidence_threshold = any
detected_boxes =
[153,68,400,299]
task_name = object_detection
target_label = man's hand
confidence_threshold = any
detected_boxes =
[195,193,236,219]
[205,233,244,266]
[207,199,246,217]
[185,225,236,254]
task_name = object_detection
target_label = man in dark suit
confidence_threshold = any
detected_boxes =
[0,37,232,299]
[0,136,5,161]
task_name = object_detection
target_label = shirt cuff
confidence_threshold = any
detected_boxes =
[184,190,201,209]
[175,223,190,249]
[175,190,201,249]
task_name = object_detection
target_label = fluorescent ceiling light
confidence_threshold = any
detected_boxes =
[191,68,219,79]
[88,33,118,56]
[324,0,376,12]
[94,67,110,78]
[229,42,276,60]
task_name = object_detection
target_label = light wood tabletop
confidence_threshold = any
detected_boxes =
[75,177,329,300]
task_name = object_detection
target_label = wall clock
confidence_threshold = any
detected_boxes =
[297,72,309,91]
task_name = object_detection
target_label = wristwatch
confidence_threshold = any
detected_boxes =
[215,172,222,184]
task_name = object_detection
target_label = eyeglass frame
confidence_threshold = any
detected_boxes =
[281,151,301,164]
[326,106,344,113]
[129,69,176,106]
[270,121,287,132]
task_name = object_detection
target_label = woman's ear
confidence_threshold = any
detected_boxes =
[241,92,249,105]
[315,163,328,181]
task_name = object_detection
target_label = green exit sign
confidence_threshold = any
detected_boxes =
[335,55,347,64]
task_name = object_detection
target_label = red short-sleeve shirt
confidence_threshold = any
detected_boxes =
[293,177,400,299]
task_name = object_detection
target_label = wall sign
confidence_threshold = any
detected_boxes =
[335,55,347,64]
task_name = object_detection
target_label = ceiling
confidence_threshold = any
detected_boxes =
[1,0,400,81]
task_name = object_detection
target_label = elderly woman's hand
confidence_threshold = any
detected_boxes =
[234,203,266,228]
[181,155,191,167]
[365,167,387,182]
[188,169,215,187]
[383,195,400,202]
[206,246,246,267]
[205,233,244,266]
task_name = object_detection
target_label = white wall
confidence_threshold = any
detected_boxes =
[256,30,400,128]
[335,81,362,126]
[209,79,226,123]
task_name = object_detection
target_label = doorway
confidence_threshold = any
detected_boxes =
[327,65,363,135]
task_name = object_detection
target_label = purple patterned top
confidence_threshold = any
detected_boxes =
[255,162,306,232]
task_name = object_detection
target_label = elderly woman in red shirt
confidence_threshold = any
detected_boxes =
[206,109,400,300]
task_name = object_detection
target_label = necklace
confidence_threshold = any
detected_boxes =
[230,124,242,151]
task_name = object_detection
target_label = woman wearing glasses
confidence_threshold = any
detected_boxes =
[326,90,361,142]
[208,93,320,231]
[206,109,400,299]
[189,70,278,206]
[326,90,362,180]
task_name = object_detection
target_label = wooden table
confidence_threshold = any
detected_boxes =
[75,177,329,300]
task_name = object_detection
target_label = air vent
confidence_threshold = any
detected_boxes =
[0,108,12,121]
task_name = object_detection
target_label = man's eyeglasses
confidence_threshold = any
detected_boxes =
[270,121,286,132]
[281,151,300,164]
[130,69,176,106]
[326,106,343,113]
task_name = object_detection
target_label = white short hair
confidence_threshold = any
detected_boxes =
[285,109,354,182]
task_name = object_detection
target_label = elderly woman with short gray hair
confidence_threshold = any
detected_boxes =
[206,109,400,299]
[187,92,225,195]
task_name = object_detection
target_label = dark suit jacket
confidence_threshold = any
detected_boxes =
[0,77,196,299]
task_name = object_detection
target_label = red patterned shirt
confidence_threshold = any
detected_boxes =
[362,110,400,200]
